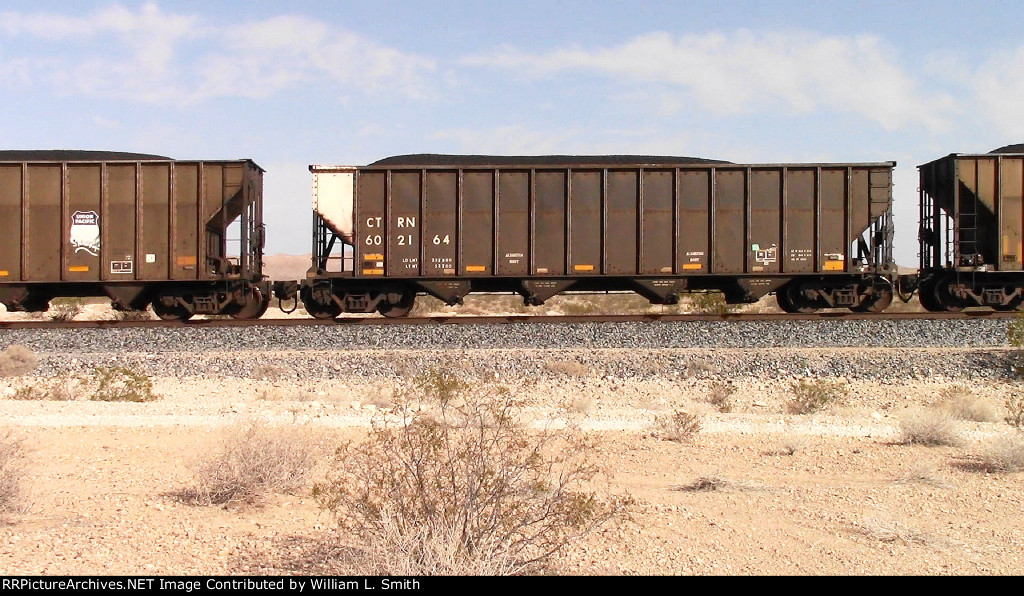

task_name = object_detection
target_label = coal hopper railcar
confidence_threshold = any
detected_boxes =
[294,154,897,317]
[913,145,1024,311]
[0,150,271,320]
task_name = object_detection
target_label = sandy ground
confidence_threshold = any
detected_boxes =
[1,369,1022,576]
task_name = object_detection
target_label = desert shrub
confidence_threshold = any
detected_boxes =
[894,465,951,488]
[90,367,157,402]
[252,363,289,381]
[674,474,759,493]
[0,345,39,377]
[855,515,933,545]
[681,475,726,492]
[706,382,735,413]
[554,294,656,316]
[653,409,702,443]
[0,431,26,513]
[6,369,151,402]
[1007,318,1024,377]
[113,309,153,321]
[556,299,601,316]
[688,292,734,315]
[48,297,85,322]
[544,359,591,378]
[937,386,1000,422]
[258,389,317,402]
[975,433,1024,472]
[565,395,596,416]
[9,377,79,401]
[1005,393,1024,430]
[314,368,627,575]
[775,433,810,456]
[786,378,848,414]
[899,408,962,446]
[188,421,320,505]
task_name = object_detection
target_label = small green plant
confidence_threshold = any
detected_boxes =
[314,367,628,575]
[48,297,85,322]
[186,421,319,505]
[899,408,962,446]
[689,292,735,315]
[1009,317,1024,347]
[9,377,79,401]
[1007,318,1024,377]
[706,382,735,413]
[0,430,26,513]
[786,378,848,414]
[90,366,157,402]
[0,345,39,378]
[113,308,153,321]
[653,409,702,443]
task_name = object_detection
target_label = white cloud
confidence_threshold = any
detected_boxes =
[195,14,435,100]
[463,30,959,132]
[969,46,1024,138]
[0,3,435,104]
[0,3,201,40]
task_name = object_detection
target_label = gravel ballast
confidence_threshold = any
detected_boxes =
[0,317,1011,353]
[0,318,1016,382]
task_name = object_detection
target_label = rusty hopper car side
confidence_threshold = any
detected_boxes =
[915,146,1024,311]
[0,151,270,320]
[299,155,896,317]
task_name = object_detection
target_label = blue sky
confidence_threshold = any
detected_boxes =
[2,1,1023,265]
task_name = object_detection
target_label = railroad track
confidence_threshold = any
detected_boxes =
[0,309,1017,330]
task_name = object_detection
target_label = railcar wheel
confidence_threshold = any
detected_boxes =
[377,290,416,318]
[304,299,341,319]
[152,299,193,322]
[231,287,271,320]
[869,287,894,313]
[851,280,894,313]
[777,283,817,314]
[852,288,894,313]
[917,279,943,312]
[934,275,965,312]
[302,283,341,319]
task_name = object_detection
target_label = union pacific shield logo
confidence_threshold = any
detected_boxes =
[70,210,100,256]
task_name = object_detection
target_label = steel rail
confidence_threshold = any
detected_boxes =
[0,310,1015,330]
